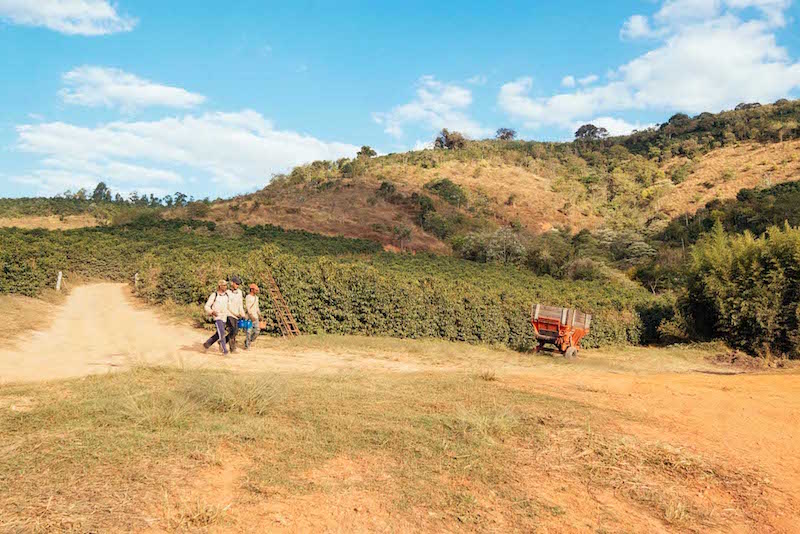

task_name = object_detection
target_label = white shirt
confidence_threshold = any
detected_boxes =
[227,288,245,318]
[245,294,260,321]
[204,291,230,322]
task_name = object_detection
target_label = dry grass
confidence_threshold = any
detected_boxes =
[0,363,770,532]
[660,139,800,217]
[163,497,231,530]
[181,141,800,254]
[0,214,99,230]
[1,291,65,345]
[476,369,498,382]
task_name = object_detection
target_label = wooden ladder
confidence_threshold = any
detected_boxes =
[265,271,300,338]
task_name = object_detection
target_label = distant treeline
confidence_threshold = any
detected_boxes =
[0,182,215,222]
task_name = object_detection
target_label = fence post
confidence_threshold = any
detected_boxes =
[56,271,63,292]
[134,272,139,289]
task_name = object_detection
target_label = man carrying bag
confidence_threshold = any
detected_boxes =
[203,280,231,355]
[226,275,246,353]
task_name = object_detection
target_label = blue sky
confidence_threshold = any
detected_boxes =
[1,0,800,199]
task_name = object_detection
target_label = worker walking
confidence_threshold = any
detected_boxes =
[203,280,231,355]
[245,283,261,350]
[226,275,246,353]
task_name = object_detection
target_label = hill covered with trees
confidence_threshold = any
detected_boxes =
[4,99,800,356]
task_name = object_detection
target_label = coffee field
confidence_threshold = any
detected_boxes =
[0,217,661,350]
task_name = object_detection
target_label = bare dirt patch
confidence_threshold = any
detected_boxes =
[0,214,99,230]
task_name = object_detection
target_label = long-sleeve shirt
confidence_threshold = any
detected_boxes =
[204,291,230,323]
[245,294,260,321]
[227,288,245,319]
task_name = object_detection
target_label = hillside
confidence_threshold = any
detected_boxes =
[4,100,799,252]
[0,197,163,230]
[187,99,800,252]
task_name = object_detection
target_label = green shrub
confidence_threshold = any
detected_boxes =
[425,178,468,207]
[670,163,692,184]
[688,222,800,357]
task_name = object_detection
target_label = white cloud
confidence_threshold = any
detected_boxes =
[59,66,206,111]
[499,1,800,132]
[372,75,489,139]
[561,75,576,88]
[412,139,434,151]
[13,167,175,198]
[621,14,661,39]
[467,74,487,85]
[654,0,791,26]
[13,110,360,195]
[578,74,599,86]
[572,117,655,137]
[654,0,721,25]
[0,0,136,35]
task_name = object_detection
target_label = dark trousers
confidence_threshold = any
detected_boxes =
[204,316,239,351]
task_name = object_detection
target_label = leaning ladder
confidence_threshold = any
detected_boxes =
[265,271,300,338]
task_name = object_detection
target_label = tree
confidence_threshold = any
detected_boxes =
[667,113,691,126]
[495,128,516,141]
[574,124,609,140]
[434,128,467,150]
[771,120,797,142]
[91,182,112,202]
[392,225,412,249]
[357,145,377,158]
[187,201,210,218]
[486,228,526,265]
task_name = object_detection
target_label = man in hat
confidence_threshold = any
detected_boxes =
[203,280,231,354]
[226,275,246,352]
[245,283,261,349]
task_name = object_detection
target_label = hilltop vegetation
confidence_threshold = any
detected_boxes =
[0,184,213,227]
[205,99,800,257]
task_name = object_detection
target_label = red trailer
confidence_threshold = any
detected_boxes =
[530,304,592,358]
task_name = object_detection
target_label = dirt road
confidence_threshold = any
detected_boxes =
[0,283,434,383]
[2,283,800,531]
[0,283,204,382]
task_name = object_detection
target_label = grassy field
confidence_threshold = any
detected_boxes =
[0,353,782,533]
[1,283,797,532]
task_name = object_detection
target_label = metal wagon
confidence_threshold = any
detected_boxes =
[530,304,592,359]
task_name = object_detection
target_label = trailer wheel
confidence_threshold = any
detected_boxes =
[564,347,578,359]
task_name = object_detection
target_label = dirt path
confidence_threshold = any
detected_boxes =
[0,283,431,384]
[0,283,200,382]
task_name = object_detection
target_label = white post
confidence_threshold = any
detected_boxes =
[134,272,139,289]
[56,271,63,292]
